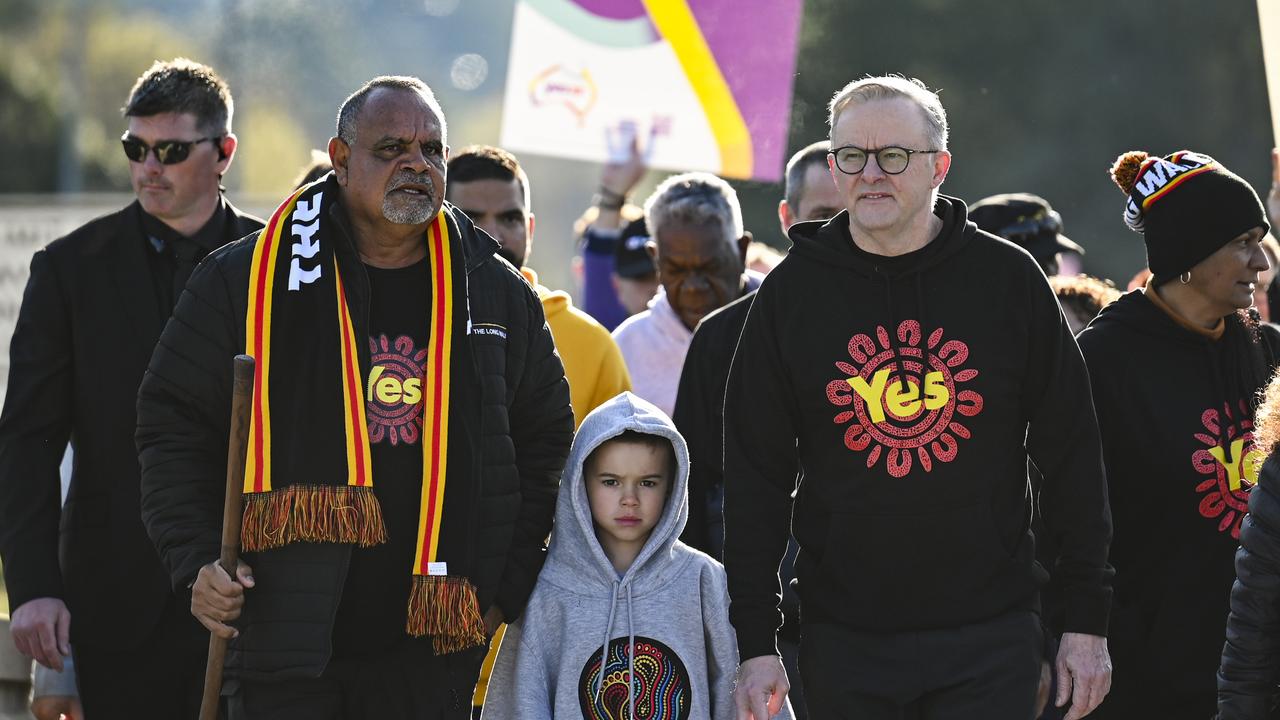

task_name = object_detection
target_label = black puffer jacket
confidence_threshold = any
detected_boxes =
[1220,456,1280,719]
[136,187,573,679]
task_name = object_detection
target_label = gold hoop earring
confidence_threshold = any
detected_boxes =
[1180,271,1191,284]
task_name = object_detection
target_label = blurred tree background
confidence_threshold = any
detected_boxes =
[754,0,1271,287]
[0,0,1270,289]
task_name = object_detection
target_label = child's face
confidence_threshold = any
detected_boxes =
[585,440,672,553]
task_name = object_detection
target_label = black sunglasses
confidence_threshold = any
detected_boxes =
[121,134,220,165]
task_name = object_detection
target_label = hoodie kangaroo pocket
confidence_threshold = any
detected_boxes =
[813,500,1024,630]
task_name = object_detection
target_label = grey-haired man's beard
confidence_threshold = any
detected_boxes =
[382,171,437,224]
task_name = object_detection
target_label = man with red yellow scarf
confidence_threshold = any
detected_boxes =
[136,76,573,718]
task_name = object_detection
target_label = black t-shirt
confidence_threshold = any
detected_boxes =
[332,262,432,657]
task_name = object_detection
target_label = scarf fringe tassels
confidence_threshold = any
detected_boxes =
[406,575,486,653]
[241,484,388,552]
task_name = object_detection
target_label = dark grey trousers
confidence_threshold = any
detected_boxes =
[800,610,1043,720]
[227,642,486,720]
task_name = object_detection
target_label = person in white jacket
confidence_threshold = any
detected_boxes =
[611,173,757,417]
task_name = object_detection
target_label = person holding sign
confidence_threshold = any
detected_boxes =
[136,75,572,718]
[724,75,1114,720]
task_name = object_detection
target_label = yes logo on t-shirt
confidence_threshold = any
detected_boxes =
[366,333,427,446]
[1193,400,1260,539]
[825,320,984,478]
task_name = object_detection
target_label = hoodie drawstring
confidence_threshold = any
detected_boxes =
[591,580,637,716]
[627,583,636,718]
[593,580,620,701]
[1207,331,1252,451]
[878,268,930,392]
[916,273,930,386]
[1207,344,1231,449]
[878,269,910,393]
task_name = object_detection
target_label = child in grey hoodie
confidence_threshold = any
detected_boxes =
[482,392,787,720]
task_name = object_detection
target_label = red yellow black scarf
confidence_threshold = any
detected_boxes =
[241,179,484,654]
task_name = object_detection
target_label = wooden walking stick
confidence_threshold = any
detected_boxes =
[199,354,255,720]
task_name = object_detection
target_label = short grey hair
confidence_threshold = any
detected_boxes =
[784,140,831,210]
[828,75,948,150]
[644,172,743,248]
[335,75,448,146]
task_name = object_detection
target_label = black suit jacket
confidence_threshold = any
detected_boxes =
[0,199,262,649]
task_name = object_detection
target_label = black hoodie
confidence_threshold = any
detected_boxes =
[723,196,1113,661]
[1076,289,1279,712]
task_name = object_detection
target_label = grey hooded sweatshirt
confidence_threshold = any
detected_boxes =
[483,392,783,720]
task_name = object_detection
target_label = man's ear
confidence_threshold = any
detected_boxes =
[328,136,350,185]
[931,150,953,188]
[645,238,658,261]
[736,231,752,264]
[216,134,237,168]
[778,199,794,235]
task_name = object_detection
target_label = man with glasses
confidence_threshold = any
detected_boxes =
[0,58,261,716]
[724,76,1114,720]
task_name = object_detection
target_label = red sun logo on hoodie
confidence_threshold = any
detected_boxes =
[1192,401,1259,539]
[825,321,984,478]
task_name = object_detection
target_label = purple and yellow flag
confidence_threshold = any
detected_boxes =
[499,0,804,182]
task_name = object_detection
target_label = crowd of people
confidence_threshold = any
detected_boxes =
[0,57,1278,720]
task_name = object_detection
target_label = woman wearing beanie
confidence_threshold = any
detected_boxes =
[1219,369,1280,719]
[1077,150,1278,719]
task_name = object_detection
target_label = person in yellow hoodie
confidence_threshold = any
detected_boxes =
[446,145,631,714]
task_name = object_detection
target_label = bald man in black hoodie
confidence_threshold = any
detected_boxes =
[725,76,1113,720]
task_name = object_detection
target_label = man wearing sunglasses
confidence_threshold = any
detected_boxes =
[724,76,1114,720]
[0,58,261,716]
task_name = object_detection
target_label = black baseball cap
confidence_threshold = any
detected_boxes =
[614,217,657,279]
[969,193,1084,267]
